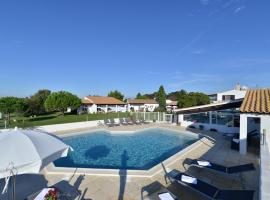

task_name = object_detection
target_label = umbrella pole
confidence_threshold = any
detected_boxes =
[13,175,16,200]
[11,173,16,200]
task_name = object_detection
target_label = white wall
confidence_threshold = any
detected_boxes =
[87,104,98,113]
[216,89,246,102]
[127,103,159,112]
[145,103,159,112]
[240,113,270,141]
[37,120,101,132]
[239,113,270,155]
[259,115,270,200]
[37,118,119,132]
[107,105,126,113]
[86,104,126,114]
[261,115,270,145]
[128,104,144,112]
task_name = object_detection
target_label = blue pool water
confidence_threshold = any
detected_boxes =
[54,128,198,170]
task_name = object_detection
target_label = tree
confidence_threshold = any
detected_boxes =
[156,85,166,112]
[136,92,142,99]
[25,89,51,116]
[167,90,187,101]
[44,91,81,115]
[136,92,149,99]
[177,91,210,108]
[190,92,210,106]
[0,97,27,124]
[177,93,196,108]
[107,90,124,101]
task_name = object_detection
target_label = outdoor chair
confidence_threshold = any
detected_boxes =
[104,119,114,127]
[139,118,149,124]
[165,169,254,200]
[110,118,120,126]
[223,129,257,138]
[132,119,141,125]
[186,158,255,174]
[119,118,128,125]
[125,118,134,125]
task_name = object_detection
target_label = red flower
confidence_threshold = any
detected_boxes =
[45,188,58,200]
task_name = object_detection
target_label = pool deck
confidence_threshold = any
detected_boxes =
[0,123,259,200]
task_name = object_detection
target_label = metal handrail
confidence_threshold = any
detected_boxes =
[261,129,266,145]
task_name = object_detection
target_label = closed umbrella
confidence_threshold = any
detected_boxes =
[0,129,71,199]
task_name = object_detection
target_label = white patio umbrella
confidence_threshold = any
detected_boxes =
[0,129,71,199]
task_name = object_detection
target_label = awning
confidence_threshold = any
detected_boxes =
[174,99,243,114]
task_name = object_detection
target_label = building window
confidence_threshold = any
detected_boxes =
[222,95,235,101]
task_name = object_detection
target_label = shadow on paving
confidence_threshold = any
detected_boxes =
[118,150,129,200]
[141,129,259,200]
[0,174,92,200]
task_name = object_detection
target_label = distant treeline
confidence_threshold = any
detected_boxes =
[0,86,210,124]
[135,89,210,108]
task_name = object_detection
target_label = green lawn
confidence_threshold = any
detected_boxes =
[0,112,130,129]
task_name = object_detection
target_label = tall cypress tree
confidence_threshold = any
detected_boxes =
[156,85,166,112]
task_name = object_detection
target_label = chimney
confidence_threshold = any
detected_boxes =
[235,83,241,90]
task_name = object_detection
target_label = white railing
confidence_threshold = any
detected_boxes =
[133,112,167,122]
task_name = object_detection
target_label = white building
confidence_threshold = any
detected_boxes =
[237,89,270,200]
[209,83,247,103]
[166,99,178,112]
[127,99,159,112]
[79,96,126,114]
[238,89,270,154]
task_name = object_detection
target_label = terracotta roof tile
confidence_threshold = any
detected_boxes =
[127,99,158,104]
[82,96,125,105]
[240,89,270,114]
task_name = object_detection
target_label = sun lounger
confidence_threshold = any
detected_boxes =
[119,118,128,125]
[110,118,120,126]
[104,119,114,127]
[125,118,134,125]
[133,119,141,125]
[187,159,255,174]
[223,129,257,138]
[139,119,149,124]
[157,192,176,200]
[165,169,254,200]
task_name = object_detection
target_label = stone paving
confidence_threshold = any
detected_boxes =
[0,123,259,200]
[46,124,259,200]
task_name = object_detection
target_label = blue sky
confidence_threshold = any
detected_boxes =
[0,0,269,98]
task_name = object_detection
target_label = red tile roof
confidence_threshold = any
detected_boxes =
[82,96,125,105]
[240,89,270,114]
[127,99,158,104]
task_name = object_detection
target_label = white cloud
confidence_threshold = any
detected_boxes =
[176,31,206,56]
[200,0,210,5]
[234,6,246,14]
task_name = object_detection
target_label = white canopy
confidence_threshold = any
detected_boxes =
[0,129,70,179]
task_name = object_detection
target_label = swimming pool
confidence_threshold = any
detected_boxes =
[54,128,199,170]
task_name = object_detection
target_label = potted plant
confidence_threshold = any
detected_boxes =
[45,188,58,200]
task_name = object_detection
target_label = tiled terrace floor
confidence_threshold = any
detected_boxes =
[0,123,259,200]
